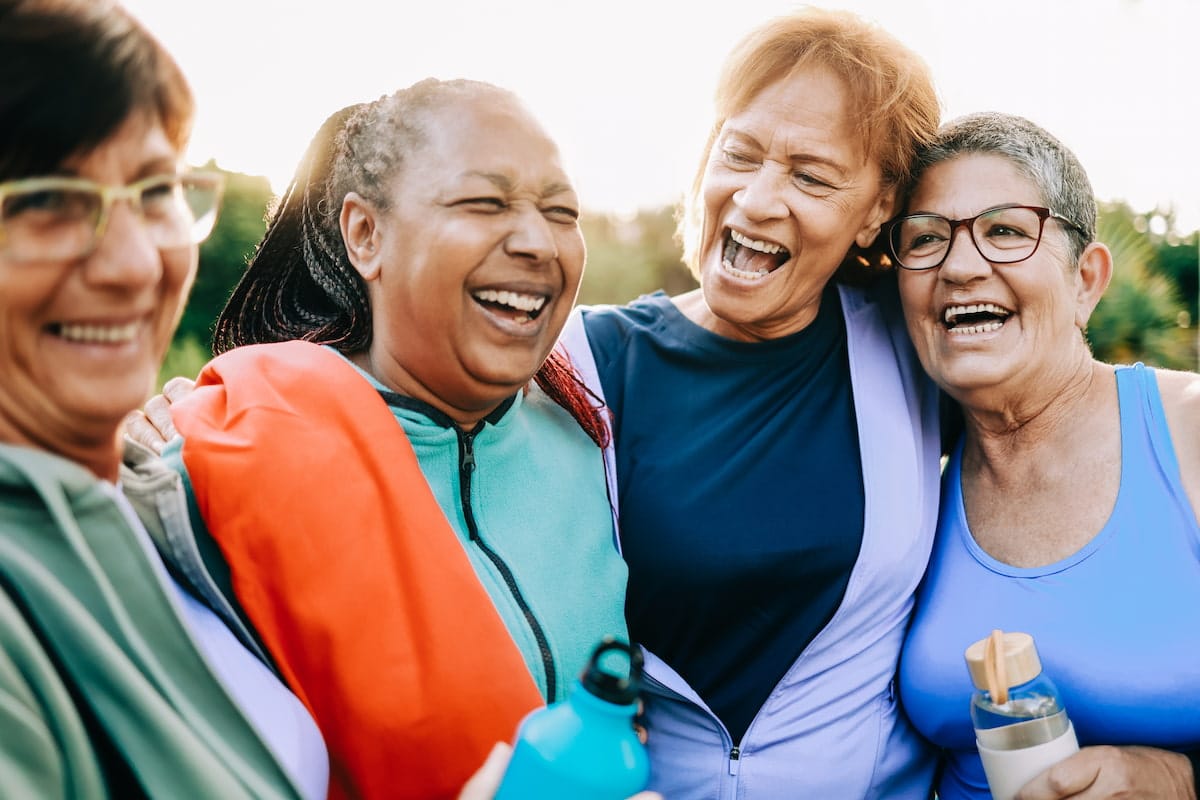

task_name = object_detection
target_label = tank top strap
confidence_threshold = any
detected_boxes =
[1115,362,1190,508]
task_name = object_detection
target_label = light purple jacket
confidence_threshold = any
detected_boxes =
[558,281,942,799]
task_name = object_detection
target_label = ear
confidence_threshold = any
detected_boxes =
[855,184,898,249]
[1073,241,1113,328]
[340,191,383,282]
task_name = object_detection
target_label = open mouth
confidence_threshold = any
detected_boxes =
[722,229,790,280]
[471,289,550,324]
[47,321,141,344]
[942,303,1012,335]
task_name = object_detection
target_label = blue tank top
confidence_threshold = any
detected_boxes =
[899,364,1200,800]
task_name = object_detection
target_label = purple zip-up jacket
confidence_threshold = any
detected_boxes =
[558,280,942,799]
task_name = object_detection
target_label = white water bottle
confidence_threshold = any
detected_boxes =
[966,631,1079,800]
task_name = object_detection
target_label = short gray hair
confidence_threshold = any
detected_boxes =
[910,112,1095,264]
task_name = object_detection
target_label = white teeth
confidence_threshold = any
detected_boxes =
[948,321,1005,336]
[58,321,140,343]
[473,289,547,313]
[730,230,785,255]
[943,303,1012,325]
[722,259,771,280]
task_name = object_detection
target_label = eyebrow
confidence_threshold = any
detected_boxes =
[465,171,576,200]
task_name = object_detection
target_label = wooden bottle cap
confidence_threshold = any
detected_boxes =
[965,630,1042,703]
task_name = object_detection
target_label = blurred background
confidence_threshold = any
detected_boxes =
[122,0,1199,381]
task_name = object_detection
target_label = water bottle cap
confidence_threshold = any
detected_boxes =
[965,631,1042,692]
[581,637,643,706]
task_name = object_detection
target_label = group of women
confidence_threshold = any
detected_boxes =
[3,0,1197,799]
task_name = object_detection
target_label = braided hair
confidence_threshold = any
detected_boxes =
[213,79,609,447]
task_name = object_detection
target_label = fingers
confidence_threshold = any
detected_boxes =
[127,376,196,453]
[1016,749,1103,799]
[162,376,197,403]
[1014,745,1195,800]
[456,742,512,800]
[124,409,168,455]
[142,393,178,444]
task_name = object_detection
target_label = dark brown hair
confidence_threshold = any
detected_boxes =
[0,0,194,181]
[214,80,610,446]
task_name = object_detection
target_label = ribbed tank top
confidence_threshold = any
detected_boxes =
[899,363,1200,800]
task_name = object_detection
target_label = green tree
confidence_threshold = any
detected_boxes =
[1088,202,1192,369]
[579,206,696,306]
[161,163,273,385]
[179,161,273,349]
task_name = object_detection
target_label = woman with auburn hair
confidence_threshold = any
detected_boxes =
[558,7,943,798]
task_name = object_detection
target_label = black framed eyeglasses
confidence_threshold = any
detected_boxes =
[0,171,224,263]
[888,204,1087,271]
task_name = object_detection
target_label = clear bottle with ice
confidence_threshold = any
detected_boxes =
[966,630,1079,800]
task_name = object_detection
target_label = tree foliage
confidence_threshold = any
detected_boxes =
[1087,202,1196,370]
[578,206,696,306]
[179,162,273,350]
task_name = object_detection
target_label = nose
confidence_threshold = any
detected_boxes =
[504,205,558,265]
[937,224,992,284]
[733,164,788,222]
[83,200,164,288]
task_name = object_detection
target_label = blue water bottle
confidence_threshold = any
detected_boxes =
[494,637,650,800]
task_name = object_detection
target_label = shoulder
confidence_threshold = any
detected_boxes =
[1150,366,1200,506]
[576,292,675,370]
[579,292,673,334]
[1152,366,1200,440]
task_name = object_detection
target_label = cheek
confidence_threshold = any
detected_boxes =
[699,164,738,217]
[161,247,197,301]
[560,231,586,287]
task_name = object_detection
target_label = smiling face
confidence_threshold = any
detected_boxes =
[897,153,1095,403]
[344,91,585,425]
[694,65,894,341]
[0,112,195,476]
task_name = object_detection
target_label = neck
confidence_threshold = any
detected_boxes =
[960,355,1112,471]
[673,288,822,342]
[349,349,505,431]
[0,414,123,482]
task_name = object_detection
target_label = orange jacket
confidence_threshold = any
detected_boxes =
[172,341,541,800]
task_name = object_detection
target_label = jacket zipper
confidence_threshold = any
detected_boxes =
[457,427,557,703]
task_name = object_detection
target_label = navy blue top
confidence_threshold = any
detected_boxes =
[582,288,865,743]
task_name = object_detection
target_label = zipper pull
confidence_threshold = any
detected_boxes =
[461,431,476,473]
[728,745,741,777]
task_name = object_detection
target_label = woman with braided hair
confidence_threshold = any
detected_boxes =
[128,79,630,800]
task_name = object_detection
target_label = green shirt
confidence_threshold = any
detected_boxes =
[0,442,304,799]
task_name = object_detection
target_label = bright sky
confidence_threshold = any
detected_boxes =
[123,0,1199,232]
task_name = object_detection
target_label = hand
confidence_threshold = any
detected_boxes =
[456,743,511,800]
[1016,745,1197,799]
[124,376,196,453]
[456,741,663,800]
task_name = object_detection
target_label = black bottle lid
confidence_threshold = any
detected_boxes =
[580,637,644,706]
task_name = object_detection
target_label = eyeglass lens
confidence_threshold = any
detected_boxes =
[893,206,1047,270]
[0,175,221,262]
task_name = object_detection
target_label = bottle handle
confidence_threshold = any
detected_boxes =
[582,637,644,705]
